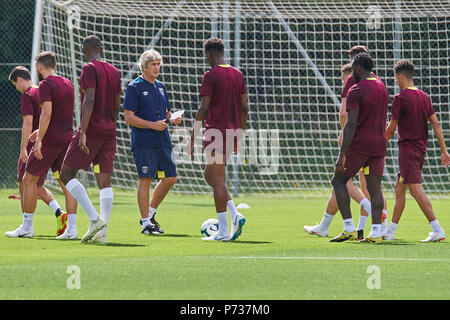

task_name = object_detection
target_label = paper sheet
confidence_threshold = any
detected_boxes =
[170,110,185,120]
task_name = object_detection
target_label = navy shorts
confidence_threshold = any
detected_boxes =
[132,147,176,179]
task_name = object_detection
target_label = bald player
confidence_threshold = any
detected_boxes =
[331,53,388,243]
[303,64,373,239]
[60,35,122,243]
[340,46,388,234]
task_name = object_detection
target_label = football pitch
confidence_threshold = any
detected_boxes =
[0,188,449,300]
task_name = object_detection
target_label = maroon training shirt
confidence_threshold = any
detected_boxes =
[21,86,41,136]
[391,87,435,153]
[346,77,388,156]
[199,65,247,131]
[38,75,74,148]
[79,59,122,138]
[342,73,380,98]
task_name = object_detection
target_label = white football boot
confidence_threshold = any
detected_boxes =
[5,225,34,238]
[382,231,395,241]
[230,213,246,240]
[202,233,230,241]
[420,230,446,243]
[56,228,78,240]
[81,217,106,242]
[303,224,328,237]
[87,229,107,243]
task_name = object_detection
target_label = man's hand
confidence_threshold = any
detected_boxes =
[335,152,346,174]
[151,119,168,131]
[19,148,28,164]
[34,139,43,160]
[79,132,89,155]
[29,130,39,143]
[170,116,182,126]
[441,151,450,168]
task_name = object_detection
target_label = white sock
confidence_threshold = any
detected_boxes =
[318,212,334,230]
[357,215,368,231]
[387,222,397,234]
[370,224,382,238]
[217,211,228,236]
[48,200,61,214]
[430,219,442,233]
[66,178,99,221]
[343,218,355,233]
[67,213,77,232]
[359,198,372,217]
[148,206,156,219]
[141,217,151,228]
[22,213,34,231]
[100,187,113,232]
[227,200,238,221]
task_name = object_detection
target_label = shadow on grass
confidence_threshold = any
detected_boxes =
[33,235,61,239]
[33,235,147,247]
[350,240,417,246]
[153,233,196,238]
[85,242,147,247]
[227,240,273,244]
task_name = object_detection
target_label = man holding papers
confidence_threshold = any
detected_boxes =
[122,49,182,236]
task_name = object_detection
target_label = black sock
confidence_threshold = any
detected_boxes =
[55,208,62,218]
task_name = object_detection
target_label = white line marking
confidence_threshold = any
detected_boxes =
[215,256,450,262]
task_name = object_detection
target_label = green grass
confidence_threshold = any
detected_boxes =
[0,188,448,300]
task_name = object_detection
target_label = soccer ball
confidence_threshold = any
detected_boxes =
[201,218,219,237]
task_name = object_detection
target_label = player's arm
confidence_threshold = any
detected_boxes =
[20,115,33,163]
[339,98,347,129]
[336,109,358,173]
[124,109,167,131]
[78,88,96,154]
[37,102,51,139]
[340,109,358,156]
[240,93,248,130]
[335,90,359,174]
[387,95,402,142]
[114,71,122,123]
[337,98,347,146]
[80,88,96,132]
[34,101,52,160]
[114,93,121,123]
[429,114,450,167]
[190,96,211,156]
[385,119,398,142]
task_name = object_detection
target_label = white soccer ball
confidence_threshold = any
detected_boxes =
[201,218,219,237]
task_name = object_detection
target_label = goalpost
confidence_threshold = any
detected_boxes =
[33,0,450,196]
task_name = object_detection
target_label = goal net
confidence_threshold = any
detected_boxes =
[35,0,450,195]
